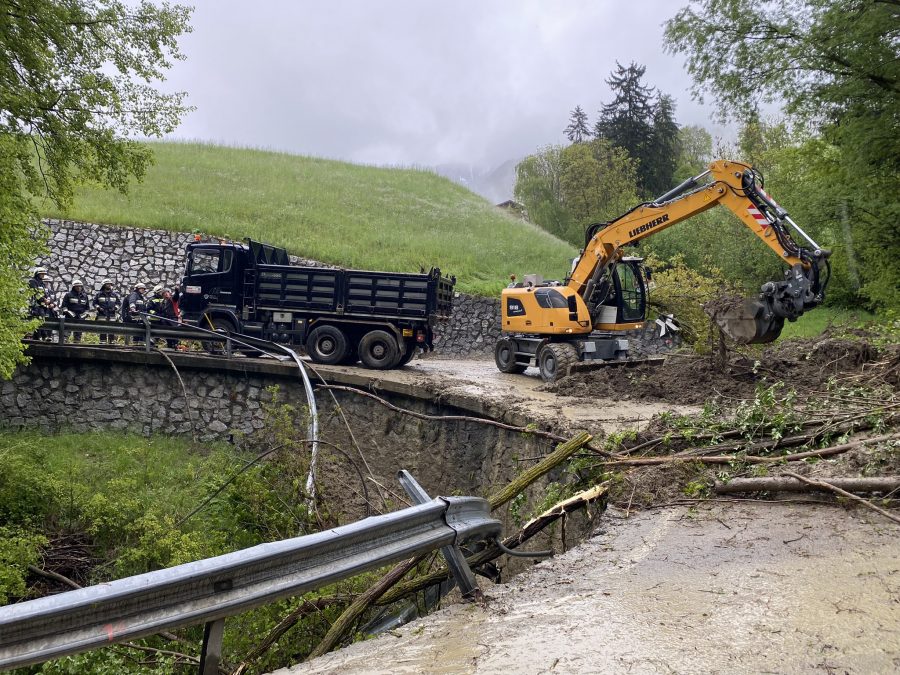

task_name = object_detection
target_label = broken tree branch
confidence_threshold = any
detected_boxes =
[231,594,354,675]
[305,557,421,661]
[780,471,900,525]
[488,431,592,509]
[601,433,900,468]
[714,476,900,494]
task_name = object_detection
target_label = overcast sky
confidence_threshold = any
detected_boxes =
[162,0,730,170]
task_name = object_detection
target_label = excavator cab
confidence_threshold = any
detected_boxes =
[590,258,647,330]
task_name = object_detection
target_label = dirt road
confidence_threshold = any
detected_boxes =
[274,502,900,675]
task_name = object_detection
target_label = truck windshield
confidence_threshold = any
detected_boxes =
[189,249,233,275]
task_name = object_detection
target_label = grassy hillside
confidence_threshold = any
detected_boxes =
[44,142,576,296]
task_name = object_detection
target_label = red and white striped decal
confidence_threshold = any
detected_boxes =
[747,205,770,228]
[759,187,782,210]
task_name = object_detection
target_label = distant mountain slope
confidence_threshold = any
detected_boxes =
[432,158,519,204]
[46,142,574,296]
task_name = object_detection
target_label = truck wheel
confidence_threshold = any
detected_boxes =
[359,330,400,369]
[538,342,578,383]
[306,325,349,365]
[395,344,417,367]
[495,338,526,374]
[202,315,235,355]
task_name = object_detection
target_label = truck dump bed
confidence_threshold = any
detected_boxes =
[250,265,454,320]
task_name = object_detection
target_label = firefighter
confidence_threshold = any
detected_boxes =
[153,287,181,349]
[60,279,90,343]
[124,282,149,344]
[93,279,121,344]
[147,283,165,315]
[27,267,57,341]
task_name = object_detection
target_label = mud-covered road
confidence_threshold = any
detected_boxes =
[319,357,698,436]
[275,502,900,674]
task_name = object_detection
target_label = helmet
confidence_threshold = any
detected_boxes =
[33,267,47,276]
[101,278,113,287]
[161,287,172,295]
[135,282,147,290]
[152,283,164,294]
[72,279,83,287]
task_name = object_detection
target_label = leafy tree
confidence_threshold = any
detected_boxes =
[645,93,679,196]
[594,62,655,191]
[514,141,640,247]
[0,0,192,377]
[665,0,899,309]
[559,139,639,242]
[514,145,572,241]
[674,124,713,180]
[563,105,591,143]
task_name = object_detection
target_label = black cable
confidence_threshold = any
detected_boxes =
[492,537,553,558]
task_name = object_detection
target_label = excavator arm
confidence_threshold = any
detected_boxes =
[569,160,830,343]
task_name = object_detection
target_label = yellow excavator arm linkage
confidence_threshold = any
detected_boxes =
[569,160,806,295]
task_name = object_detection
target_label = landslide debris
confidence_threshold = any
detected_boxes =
[543,330,898,405]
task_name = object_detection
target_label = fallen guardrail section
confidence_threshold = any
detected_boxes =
[0,474,501,674]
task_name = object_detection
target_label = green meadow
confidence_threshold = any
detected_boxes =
[45,142,576,296]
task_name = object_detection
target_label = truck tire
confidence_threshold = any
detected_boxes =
[495,338,526,374]
[537,342,578,383]
[306,325,349,365]
[359,330,400,369]
[202,315,235,355]
[395,344,417,367]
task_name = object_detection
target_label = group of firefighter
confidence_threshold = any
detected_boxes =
[27,267,183,348]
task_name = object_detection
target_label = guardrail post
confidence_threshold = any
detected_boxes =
[397,470,480,599]
[57,317,65,344]
[199,618,225,675]
[144,320,152,353]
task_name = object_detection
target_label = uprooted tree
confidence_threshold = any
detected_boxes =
[0,0,193,378]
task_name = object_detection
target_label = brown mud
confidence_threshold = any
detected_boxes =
[542,332,898,405]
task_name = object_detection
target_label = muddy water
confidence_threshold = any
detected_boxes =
[274,503,900,674]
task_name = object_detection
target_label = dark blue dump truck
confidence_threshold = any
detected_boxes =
[178,239,455,368]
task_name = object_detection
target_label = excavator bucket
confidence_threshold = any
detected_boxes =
[706,296,785,345]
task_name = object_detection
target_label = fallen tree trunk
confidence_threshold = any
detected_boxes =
[780,471,900,526]
[603,433,900,468]
[714,476,900,494]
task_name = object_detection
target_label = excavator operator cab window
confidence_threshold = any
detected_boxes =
[534,288,569,309]
[614,262,646,323]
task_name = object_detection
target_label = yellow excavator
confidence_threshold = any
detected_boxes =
[496,159,831,381]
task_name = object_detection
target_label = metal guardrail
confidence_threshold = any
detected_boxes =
[31,318,248,355]
[0,486,501,672]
